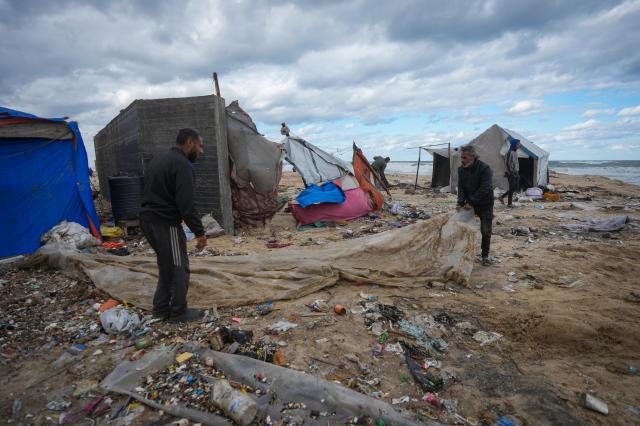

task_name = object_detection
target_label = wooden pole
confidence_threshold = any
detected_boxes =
[213,72,221,97]
[414,148,421,190]
[448,142,452,187]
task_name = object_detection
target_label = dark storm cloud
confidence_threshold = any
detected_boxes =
[380,0,625,43]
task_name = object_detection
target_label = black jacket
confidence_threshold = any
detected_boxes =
[140,147,204,237]
[457,159,494,208]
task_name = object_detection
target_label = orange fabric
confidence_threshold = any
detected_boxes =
[352,146,385,210]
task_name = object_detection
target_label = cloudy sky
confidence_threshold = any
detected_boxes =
[2,0,640,164]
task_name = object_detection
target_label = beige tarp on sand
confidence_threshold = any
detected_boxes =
[29,212,478,310]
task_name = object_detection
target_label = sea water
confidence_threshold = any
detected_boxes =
[285,160,640,186]
[387,160,640,186]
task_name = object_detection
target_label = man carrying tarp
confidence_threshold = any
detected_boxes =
[456,145,494,266]
[499,136,520,208]
[140,128,207,322]
[372,156,391,188]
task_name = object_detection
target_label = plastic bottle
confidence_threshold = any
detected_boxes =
[211,379,257,426]
[135,336,152,350]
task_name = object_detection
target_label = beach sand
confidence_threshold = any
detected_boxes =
[1,171,639,424]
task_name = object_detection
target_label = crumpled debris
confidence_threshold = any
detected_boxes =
[399,319,448,354]
[269,320,298,332]
[99,306,141,335]
[473,330,503,346]
[378,304,405,322]
[41,221,101,250]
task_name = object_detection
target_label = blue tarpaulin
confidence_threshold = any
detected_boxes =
[0,107,101,257]
[295,181,346,208]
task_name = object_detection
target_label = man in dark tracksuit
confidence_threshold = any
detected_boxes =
[140,128,207,322]
[457,145,494,266]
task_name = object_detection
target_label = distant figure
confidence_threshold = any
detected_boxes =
[372,156,391,188]
[140,128,207,323]
[456,145,494,266]
[499,137,520,207]
[280,122,290,137]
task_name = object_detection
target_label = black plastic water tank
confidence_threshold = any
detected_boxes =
[108,176,143,222]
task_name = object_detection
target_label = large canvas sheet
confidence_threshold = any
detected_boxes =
[28,212,479,309]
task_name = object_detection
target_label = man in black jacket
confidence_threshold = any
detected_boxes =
[140,128,207,322]
[456,145,494,266]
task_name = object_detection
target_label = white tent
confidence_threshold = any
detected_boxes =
[450,124,549,193]
[282,136,354,186]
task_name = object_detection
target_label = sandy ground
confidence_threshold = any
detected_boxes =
[1,171,640,425]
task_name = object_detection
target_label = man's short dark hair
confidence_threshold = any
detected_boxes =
[176,128,200,146]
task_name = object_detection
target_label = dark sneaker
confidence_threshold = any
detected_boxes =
[169,308,205,323]
[152,311,170,321]
[482,257,491,266]
[506,204,514,208]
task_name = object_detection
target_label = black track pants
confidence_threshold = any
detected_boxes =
[140,220,190,316]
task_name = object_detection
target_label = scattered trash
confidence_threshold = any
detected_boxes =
[405,351,443,392]
[423,393,440,407]
[473,331,503,346]
[385,342,404,355]
[256,301,274,315]
[135,336,152,350]
[99,306,141,335]
[334,304,346,315]
[176,352,194,364]
[511,227,530,236]
[269,320,298,332]
[391,396,410,405]
[492,415,520,426]
[46,400,72,411]
[98,299,120,312]
[582,393,608,415]
[309,299,329,312]
[12,398,21,416]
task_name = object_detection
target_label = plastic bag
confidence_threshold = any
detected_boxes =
[100,306,141,335]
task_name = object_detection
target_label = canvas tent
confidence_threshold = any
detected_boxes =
[448,124,549,193]
[0,107,100,257]
[426,148,451,188]
[226,101,285,228]
[283,136,354,186]
[282,137,385,226]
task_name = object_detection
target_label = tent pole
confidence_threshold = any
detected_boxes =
[448,142,452,187]
[414,148,421,190]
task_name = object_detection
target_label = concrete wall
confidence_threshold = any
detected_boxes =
[94,95,234,234]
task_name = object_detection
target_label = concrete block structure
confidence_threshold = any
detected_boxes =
[94,95,233,233]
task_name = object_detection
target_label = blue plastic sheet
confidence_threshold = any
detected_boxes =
[295,181,346,208]
[0,107,100,257]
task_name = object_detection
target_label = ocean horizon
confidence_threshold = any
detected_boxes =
[286,160,640,186]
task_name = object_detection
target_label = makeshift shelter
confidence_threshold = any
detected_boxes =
[426,148,451,188]
[0,107,100,257]
[226,101,285,228]
[284,139,385,226]
[449,124,549,192]
[282,136,354,186]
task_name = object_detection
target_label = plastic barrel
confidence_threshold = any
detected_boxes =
[108,176,143,222]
